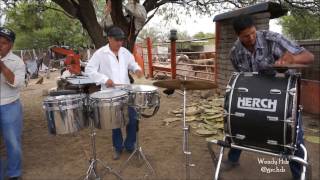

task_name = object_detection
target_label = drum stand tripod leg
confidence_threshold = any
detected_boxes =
[213,145,224,180]
[119,108,155,176]
[182,88,195,180]
[84,121,123,180]
[300,144,308,180]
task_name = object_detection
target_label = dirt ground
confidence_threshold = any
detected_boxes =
[1,71,319,180]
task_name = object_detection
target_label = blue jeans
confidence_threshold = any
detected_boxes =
[228,112,304,179]
[112,107,137,152]
[0,100,23,178]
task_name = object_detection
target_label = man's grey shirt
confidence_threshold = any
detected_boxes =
[229,30,304,73]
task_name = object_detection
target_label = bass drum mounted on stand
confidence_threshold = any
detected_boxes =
[224,72,301,155]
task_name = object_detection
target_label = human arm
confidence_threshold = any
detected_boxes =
[275,50,314,65]
[128,53,143,78]
[267,31,314,65]
[0,59,25,87]
[85,52,111,86]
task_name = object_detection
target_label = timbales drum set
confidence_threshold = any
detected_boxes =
[42,64,309,180]
[42,76,160,179]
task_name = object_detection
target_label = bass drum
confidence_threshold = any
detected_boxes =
[224,72,300,155]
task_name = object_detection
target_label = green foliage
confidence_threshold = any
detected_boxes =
[279,10,320,40]
[4,2,91,50]
[138,26,169,43]
[192,32,215,45]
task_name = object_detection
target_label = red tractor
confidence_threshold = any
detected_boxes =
[50,46,81,75]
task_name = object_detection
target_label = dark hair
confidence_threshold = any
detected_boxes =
[232,15,255,34]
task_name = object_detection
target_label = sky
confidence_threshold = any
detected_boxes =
[0,1,283,36]
[146,13,282,36]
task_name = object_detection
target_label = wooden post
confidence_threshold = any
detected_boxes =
[170,29,178,79]
[214,21,221,86]
[146,37,153,78]
[170,40,177,79]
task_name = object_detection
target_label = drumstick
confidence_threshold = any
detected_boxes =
[113,83,127,86]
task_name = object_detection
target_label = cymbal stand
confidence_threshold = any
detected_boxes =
[119,107,155,176]
[84,100,123,180]
[182,85,194,180]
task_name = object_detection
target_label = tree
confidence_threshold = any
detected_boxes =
[2,0,319,51]
[279,10,320,40]
[138,26,168,43]
[5,2,90,49]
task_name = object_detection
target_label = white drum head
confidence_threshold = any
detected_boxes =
[90,89,127,99]
[45,94,85,102]
[121,84,158,92]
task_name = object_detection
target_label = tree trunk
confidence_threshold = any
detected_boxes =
[109,0,136,52]
[52,0,139,51]
[53,0,105,48]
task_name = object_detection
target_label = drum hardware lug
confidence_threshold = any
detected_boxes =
[270,89,282,95]
[223,109,228,117]
[283,144,295,149]
[243,72,255,76]
[267,140,278,145]
[226,85,232,93]
[288,88,296,96]
[267,116,279,121]
[234,112,245,117]
[237,87,248,93]
[224,112,245,117]
[235,134,245,140]
[183,127,189,131]
[184,151,192,155]
[284,119,293,123]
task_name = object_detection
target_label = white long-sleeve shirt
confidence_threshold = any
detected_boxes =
[0,51,26,105]
[85,44,141,89]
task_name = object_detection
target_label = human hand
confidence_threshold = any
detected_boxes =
[106,79,114,87]
[135,70,143,78]
[275,51,295,65]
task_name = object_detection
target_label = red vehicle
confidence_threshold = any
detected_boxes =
[51,46,81,75]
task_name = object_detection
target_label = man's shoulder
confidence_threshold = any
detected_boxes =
[258,30,282,42]
[6,52,23,63]
[230,39,242,54]
[95,45,109,53]
[119,47,133,56]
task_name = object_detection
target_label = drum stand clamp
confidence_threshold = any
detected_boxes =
[119,107,155,176]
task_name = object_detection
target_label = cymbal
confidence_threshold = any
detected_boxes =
[272,64,309,69]
[153,79,217,90]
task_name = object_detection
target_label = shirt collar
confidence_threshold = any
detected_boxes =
[234,39,250,55]
[255,31,264,49]
[1,51,14,61]
[234,31,264,55]
[102,44,123,56]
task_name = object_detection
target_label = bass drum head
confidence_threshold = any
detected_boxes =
[224,73,299,154]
